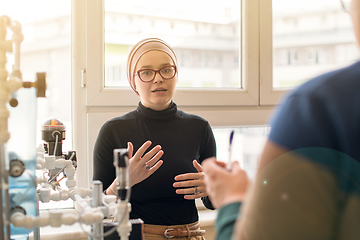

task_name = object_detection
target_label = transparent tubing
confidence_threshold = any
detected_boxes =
[7,88,37,240]
[1,144,11,240]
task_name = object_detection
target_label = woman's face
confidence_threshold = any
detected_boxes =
[134,50,177,111]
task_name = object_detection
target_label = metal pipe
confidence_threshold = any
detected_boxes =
[91,181,103,240]
[33,194,40,240]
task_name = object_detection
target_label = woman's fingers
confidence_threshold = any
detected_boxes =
[173,171,207,199]
[127,142,134,159]
[175,186,205,195]
[132,141,163,164]
[141,144,162,164]
[144,149,164,168]
[145,159,163,175]
[128,140,164,187]
[173,178,203,188]
[132,140,152,160]
[174,172,204,183]
[176,186,207,200]
[192,160,203,172]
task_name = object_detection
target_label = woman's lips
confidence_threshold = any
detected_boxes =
[152,88,167,92]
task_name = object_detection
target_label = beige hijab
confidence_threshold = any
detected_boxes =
[126,38,178,95]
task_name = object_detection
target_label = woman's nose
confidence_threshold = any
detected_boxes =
[153,72,164,83]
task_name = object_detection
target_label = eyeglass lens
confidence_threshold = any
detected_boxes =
[139,66,176,82]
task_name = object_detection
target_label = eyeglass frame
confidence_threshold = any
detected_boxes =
[134,65,177,83]
[340,0,351,12]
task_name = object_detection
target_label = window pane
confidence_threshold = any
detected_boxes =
[195,126,268,208]
[273,0,358,89]
[1,0,72,209]
[212,126,270,180]
[104,0,241,89]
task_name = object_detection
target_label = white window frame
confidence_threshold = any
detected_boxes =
[84,0,260,107]
[259,0,288,105]
[72,0,285,188]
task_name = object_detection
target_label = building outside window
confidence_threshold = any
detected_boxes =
[272,0,358,89]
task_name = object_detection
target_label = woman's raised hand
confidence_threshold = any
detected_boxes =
[128,140,164,187]
[173,160,207,200]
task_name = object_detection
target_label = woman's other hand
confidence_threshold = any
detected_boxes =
[128,140,164,187]
[173,160,207,200]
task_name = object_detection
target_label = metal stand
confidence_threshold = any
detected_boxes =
[90,181,104,240]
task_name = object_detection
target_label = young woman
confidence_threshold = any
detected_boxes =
[93,38,216,239]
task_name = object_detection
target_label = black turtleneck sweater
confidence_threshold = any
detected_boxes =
[93,102,216,225]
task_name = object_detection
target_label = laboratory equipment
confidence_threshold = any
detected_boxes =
[1,15,136,240]
[0,14,45,240]
[41,118,67,157]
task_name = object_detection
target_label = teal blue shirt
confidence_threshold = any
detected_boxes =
[215,202,241,240]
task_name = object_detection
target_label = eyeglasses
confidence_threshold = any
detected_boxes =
[340,0,351,12]
[134,65,177,83]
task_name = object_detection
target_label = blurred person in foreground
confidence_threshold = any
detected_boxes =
[203,0,360,239]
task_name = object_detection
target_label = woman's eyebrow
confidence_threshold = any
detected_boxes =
[139,63,172,69]
[159,63,172,67]
[140,65,152,69]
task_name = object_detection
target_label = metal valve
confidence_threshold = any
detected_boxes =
[22,72,46,98]
[9,159,25,178]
